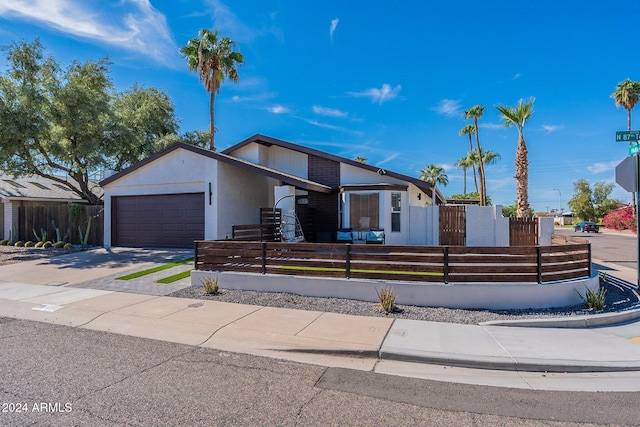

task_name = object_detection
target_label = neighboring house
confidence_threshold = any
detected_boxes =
[0,173,94,240]
[100,134,445,248]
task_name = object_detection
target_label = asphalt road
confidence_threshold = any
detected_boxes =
[554,228,637,270]
[1,318,638,426]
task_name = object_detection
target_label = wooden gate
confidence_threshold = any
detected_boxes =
[510,217,538,246]
[439,205,466,245]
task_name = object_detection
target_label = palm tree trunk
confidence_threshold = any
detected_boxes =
[468,134,478,193]
[209,91,216,151]
[474,118,486,206]
[515,132,530,217]
[463,167,467,195]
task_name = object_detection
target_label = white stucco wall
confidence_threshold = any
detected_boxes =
[465,205,509,246]
[340,163,406,185]
[265,145,308,178]
[538,217,554,246]
[3,201,17,240]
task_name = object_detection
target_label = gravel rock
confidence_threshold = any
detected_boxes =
[0,244,81,265]
[168,281,640,325]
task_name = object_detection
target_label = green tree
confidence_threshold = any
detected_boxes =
[419,163,448,205]
[463,106,487,205]
[0,39,178,204]
[449,191,491,205]
[502,201,533,218]
[354,156,368,164]
[455,154,474,195]
[459,124,478,193]
[568,179,620,222]
[495,97,535,218]
[181,28,244,151]
[611,78,640,215]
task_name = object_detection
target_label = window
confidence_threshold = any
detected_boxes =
[349,193,379,230]
[391,192,401,232]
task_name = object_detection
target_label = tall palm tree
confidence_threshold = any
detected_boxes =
[496,98,535,218]
[463,106,487,206]
[181,28,244,150]
[459,124,478,193]
[611,78,640,215]
[419,163,448,205]
[455,154,474,195]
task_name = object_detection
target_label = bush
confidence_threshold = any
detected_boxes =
[201,275,219,295]
[576,286,606,310]
[24,241,34,247]
[35,241,44,248]
[602,205,636,232]
[53,241,65,248]
[43,241,52,248]
[63,243,73,249]
[376,286,397,313]
[0,240,8,245]
[14,241,24,247]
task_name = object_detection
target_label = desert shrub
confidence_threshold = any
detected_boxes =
[35,241,44,248]
[376,286,397,313]
[43,241,52,248]
[576,286,606,310]
[53,241,65,249]
[602,205,636,232]
[0,240,8,245]
[24,241,34,247]
[63,243,73,249]
[6,241,13,246]
[201,275,219,295]
[14,241,24,247]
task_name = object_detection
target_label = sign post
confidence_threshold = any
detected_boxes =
[615,139,640,287]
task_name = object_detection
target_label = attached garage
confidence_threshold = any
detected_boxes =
[112,193,204,248]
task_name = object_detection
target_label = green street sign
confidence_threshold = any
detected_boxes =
[617,130,640,142]
[630,143,640,155]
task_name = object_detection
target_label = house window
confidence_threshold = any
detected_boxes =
[349,193,379,230]
[391,192,401,232]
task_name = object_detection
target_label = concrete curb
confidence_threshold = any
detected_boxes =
[480,306,640,328]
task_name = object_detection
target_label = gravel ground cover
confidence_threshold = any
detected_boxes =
[169,280,640,325]
[0,244,80,265]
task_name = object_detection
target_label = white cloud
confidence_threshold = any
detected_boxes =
[587,161,619,174]
[542,124,564,133]
[267,104,290,114]
[330,18,339,42]
[207,0,258,43]
[305,119,342,131]
[348,84,401,104]
[432,99,461,117]
[512,73,521,80]
[480,122,505,130]
[312,105,348,118]
[0,0,179,66]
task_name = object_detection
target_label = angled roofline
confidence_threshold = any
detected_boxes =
[222,134,445,204]
[100,142,333,193]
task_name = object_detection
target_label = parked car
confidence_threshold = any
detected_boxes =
[574,221,599,233]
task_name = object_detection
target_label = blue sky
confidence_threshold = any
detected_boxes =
[0,0,638,213]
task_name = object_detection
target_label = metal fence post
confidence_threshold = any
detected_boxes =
[261,241,267,274]
[537,245,542,284]
[345,244,351,279]
[443,246,449,284]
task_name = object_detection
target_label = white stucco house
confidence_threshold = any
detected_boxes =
[100,134,449,248]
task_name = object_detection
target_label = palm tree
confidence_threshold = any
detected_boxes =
[463,106,487,206]
[611,78,640,215]
[459,124,478,193]
[419,163,448,205]
[181,28,244,150]
[455,154,474,195]
[496,98,535,218]
[354,156,368,164]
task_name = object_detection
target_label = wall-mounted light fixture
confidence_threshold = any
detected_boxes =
[209,182,213,205]
[417,193,422,200]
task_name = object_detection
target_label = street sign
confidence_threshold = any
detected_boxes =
[630,143,640,156]
[616,130,640,142]
[616,155,640,192]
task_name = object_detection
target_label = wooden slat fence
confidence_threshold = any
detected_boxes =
[510,217,538,246]
[231,208,281,241]
[440,205,466,246]
[18,204,103,246]
[195,235,591,284]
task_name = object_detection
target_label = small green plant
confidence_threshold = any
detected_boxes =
[24,241,34,247]
[201,275,219,295]
[376,286,397,313]
[6,241,13,246]
[43,241,52,248]
[0,240,8,245]
[54,241,65,248]
[35,241,44,248]
[63,242,73,249]
[33,228,47,243]
[78,216,92,249]
[576,286,607,311]
[14,241,24,247]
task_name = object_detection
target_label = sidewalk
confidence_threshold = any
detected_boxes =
[1,248,640,391]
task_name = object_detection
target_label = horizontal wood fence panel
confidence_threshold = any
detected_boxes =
[194,240,591,284]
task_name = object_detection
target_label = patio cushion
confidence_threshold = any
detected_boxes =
[337,231,352,241]
[367,230,384,242]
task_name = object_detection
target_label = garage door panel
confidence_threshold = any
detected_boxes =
[113,193,204,248]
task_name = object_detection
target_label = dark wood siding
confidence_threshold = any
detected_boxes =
[307,155,339,241]
[113,193,204,248]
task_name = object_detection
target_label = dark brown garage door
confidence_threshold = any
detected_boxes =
[113,193,204,248]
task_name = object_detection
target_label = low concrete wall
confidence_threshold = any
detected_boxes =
[191,270,600,310]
